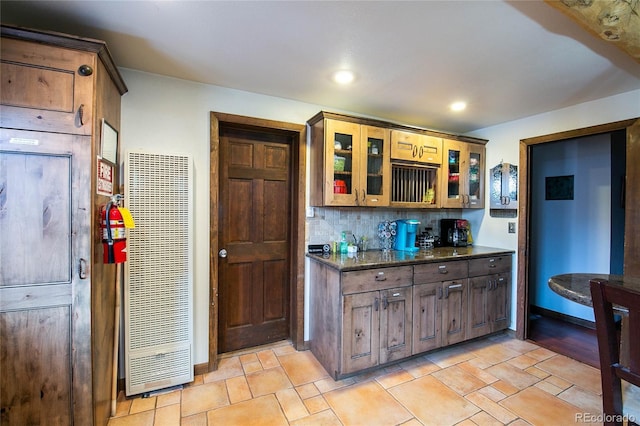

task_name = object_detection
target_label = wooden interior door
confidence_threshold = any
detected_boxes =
[0,128,89,424]
[218,126,292,352]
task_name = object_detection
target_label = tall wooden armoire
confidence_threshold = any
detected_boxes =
[0,25,127,425]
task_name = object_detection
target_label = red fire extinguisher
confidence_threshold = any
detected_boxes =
[101,194,127,264]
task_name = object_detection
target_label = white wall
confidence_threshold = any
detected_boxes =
[120,66,640,364]
[119,69,325,365]
[465,89,640,328]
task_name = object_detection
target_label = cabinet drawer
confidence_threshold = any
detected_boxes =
[414,260,468,284]
[342,266,413,295]
[468,255,511,276]
[390,130,442,165]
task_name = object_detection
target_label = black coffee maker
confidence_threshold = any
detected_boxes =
[440,219,469,247]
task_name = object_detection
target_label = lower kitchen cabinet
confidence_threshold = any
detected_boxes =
[441,279,468,345]
[468,256,512,339]
[379,287,412,364]
[342,286,412,374]
[342,291,380,373]
[412,282,441,353]
[309,252,512,379]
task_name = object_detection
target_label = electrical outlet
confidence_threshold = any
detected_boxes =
[306,207,314,218]
[508,222,516,233]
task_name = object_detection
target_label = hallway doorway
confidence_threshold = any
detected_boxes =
[515,118,640,341]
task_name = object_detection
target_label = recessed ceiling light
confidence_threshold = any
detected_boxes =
[450,101,467,112]
[333,70,355,85]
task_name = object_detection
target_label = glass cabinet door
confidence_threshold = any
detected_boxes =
[324,119,360,206]
[360,126,390,206]
[443,140,464,208]
[442,139,485,208]
[466,143,484,208]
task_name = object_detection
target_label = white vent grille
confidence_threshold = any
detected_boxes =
[124,151,193,396]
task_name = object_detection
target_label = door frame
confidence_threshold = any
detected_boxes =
[515,117,639,339]
[208,112,306,370]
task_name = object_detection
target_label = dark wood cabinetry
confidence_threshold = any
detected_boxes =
[330,266,413,375]
[413,260,469,350]
[467,256,512,339]
[0,25,127,426]
[309,252,512,379]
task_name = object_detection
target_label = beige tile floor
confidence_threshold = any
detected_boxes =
[109,333,606,426]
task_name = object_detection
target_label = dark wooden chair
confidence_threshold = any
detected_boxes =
[590,278,640,426]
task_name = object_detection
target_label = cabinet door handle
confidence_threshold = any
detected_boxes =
[438,287,443,299]
[374,297,379,311]
[412,145,418,158]
[438,266,448,274]
[79,258,88,280]
[375,272,387,281]
[78,104,85,126]
[419,146,424,158]
[383,297,389,310]
[355,189,359,206]
[362,190,367,205]
[445,283,463,298]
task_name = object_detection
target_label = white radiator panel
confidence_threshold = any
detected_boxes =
[124,151,194,396]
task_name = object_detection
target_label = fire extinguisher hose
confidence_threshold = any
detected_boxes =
[106,202,115,264]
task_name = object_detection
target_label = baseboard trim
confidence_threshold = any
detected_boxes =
[194,362,209,376]
[530,305,596,330]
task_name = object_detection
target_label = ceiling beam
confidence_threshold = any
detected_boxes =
[545,0,640,63]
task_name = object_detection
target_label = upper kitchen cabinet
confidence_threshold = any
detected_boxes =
[309,112,390,207]
[441,139,487,209]
[389,130,442,208]
[309,112,488,209]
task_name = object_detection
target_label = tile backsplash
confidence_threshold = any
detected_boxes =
[306,207,462,250]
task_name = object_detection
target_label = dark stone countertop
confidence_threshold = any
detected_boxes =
[306,245,514,271]
[548,273,640,310]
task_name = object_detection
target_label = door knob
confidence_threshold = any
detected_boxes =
[219,249,228,258]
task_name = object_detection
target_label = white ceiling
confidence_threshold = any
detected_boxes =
[2,0,639,134]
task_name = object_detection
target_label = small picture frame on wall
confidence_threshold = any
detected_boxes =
[545,175,574,200]
[101,119,118,165]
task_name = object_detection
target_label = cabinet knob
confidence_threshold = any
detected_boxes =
[78,64,93,76]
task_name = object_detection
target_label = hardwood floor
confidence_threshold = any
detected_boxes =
[527,313,600,368]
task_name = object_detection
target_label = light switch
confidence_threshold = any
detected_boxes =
[508,222,516,233]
